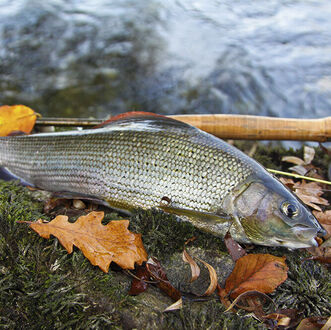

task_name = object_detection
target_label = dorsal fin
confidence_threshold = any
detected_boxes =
[94,111,196,132]
[94,111,166,128]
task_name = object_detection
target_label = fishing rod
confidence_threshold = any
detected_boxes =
[36,114,331,142]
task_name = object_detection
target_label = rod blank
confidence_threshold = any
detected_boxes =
[36,114,331,142]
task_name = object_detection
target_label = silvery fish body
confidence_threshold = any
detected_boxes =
[0,113,326,248]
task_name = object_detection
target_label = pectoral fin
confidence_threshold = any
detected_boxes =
[159,204,232,224]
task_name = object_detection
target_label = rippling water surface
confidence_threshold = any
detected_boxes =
[0,0,330,118]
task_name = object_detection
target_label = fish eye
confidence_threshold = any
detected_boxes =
[281,202,299,218]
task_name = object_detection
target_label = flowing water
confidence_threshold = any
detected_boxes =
[0,0,330,119]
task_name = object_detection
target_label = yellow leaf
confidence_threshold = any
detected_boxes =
[0,105,38,136]
[224,254,288,299]
[29,211,147,272]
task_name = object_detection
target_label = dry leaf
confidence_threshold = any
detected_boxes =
[293,181,329,211]
[182,248,200,282]
[128,265,150,295]
[293,181,326,197]
[224,254,288,299]
[146,257,181,301]
[224,232,247,262]
[296,316,329,330]
[263,309,302,329]
[195,257,218,296]
[303,146,315,164]
[313,210,331,239]
[164,298,183,312]
[0,105,38,136]
[279,177,295,188]
[27,211,147,272]
[282,156,305,166]
[224,290,274,314]
[264,313,291,327]
[321,316,331,330]
[280,179,329,211]
[282,146,315,166]
[289,165,308,176]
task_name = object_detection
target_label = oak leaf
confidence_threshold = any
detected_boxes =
[0,105,38,136]
[28,211,147,272]
[223,254,288,299]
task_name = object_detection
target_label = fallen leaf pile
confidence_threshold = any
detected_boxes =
[22,211,147,271]
[280,179,329,212]
[282,146,322,179]
[0,104,38,136]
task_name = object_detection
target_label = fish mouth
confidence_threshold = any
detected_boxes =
[257,224,321,249]
[287,224,320,248]
[269,224,320,249]
[274,237,318,249]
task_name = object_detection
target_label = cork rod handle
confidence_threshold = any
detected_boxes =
[170,115,331,142]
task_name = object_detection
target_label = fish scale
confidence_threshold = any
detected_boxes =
[0,117,252,214]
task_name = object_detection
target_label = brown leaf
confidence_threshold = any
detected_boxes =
[27,211,147,272]
[146,257,181,301]
[307,211,330,264]
[128,265,150,295]
[0,105,38,136]
[305,255,331,265]
[293,181,325,197]
[43,198,71,214]
[296,316,329,330]
[313,210,331,239]
[224,232,247,262]
[264,313,291,327]
[182,248,200,282]
[195,257,218,296]
[224,290,274,316]
[263,309,302,329]
[295,195,327,212]
[217,283,231,309]
[293,181,329,211]
[224,254,288,299]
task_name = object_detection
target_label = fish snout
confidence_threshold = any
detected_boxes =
[317,226,327,237]
[291,224,319,246]
[308,214,327,237]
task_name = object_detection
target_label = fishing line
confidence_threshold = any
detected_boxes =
[267,169,331,185]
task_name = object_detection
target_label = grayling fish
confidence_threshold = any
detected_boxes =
[0,112,326,248]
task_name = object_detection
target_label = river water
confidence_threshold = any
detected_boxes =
[0,0,330,119]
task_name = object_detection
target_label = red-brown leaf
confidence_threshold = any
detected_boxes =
[224,254,288,299]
